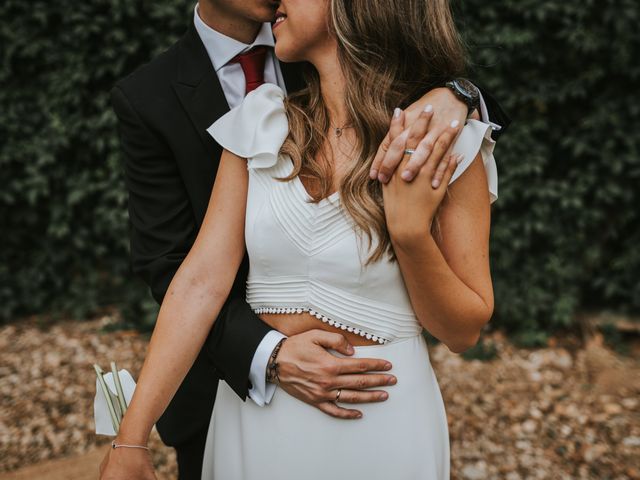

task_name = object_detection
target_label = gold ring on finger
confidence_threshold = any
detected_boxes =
[335,389,342,403]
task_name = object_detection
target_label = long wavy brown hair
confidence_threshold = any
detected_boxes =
[280,0,467,263]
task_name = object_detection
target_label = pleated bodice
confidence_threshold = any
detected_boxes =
[207,83,498,344]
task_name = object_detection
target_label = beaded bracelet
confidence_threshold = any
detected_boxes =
[266,338,287,384]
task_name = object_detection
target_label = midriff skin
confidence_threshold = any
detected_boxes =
[259,312,380,346]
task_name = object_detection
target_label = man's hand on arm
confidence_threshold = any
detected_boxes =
[264,330,396,419]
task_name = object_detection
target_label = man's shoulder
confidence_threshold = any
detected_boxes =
[113,40,181,101]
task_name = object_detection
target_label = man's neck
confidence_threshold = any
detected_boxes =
[198,1,262,44]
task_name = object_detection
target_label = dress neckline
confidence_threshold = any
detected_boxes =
[287,157,341,205]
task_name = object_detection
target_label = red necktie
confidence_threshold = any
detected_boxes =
[229,46,268,96]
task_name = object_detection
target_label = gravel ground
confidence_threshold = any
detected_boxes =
[1,315,638,479]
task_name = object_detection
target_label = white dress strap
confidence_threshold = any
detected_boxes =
[450,119,498,204]
[206,83,288,170]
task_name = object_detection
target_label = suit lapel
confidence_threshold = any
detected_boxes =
[172,22,308,160]
[172,23,229,160]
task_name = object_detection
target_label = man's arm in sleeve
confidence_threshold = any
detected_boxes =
[205,296,279,403]
[111,84,274,400]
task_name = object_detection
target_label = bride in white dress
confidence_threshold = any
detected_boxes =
[100,0,497,479]
[200,77,496,479]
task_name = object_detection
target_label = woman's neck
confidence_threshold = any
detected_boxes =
[313,47,349,127]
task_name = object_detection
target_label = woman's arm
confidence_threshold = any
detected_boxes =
[382,110,494,353]
[114,149,248,445]
[393,153,493,353]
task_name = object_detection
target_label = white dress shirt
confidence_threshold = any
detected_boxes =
[194,3,286,407]
[194,4,286,109]
[193,2,499,408]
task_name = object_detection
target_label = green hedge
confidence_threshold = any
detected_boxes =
[457,0,640,339]
[1,0,638,336]
[0,0,193,325]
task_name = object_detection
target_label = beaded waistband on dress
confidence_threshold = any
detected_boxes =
[253,305,389,344]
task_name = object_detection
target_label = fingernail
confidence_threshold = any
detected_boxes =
[369,169,378,180]
[432,179,440,188]
[401,170,412,181]
[455,154,464,164]
[346,345,355,354]
[379,392,389,400]
[450,120,460,128]
[424,104,433,113]
[388,376,397,385]
[378,173,389,183]
[393,108,402,118]
[384,362,392,370]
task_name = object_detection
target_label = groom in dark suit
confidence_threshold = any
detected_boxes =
[110,1,509,478]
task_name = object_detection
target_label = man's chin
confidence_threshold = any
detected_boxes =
[256,5,279,24]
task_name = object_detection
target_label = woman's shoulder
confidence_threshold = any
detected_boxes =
[206,84,289,169]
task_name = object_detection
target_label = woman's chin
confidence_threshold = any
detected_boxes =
[274,43,304,64]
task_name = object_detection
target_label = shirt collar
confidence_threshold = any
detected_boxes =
[193,3,275,72]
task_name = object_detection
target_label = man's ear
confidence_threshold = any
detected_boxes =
[469,109,481,121]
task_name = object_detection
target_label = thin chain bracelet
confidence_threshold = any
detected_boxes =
[112,440,150,451]
[266,338,287,384]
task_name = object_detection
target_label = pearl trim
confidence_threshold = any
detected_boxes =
[254,306,389,344]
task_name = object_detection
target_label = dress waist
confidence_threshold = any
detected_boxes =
[247,276,422,344]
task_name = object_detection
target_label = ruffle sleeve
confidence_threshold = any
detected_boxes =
[206,83,289,169]
[449,119,498,204]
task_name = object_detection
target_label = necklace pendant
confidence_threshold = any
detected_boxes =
[335,127,342,137]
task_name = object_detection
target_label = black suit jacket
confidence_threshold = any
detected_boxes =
[111,20,510,448]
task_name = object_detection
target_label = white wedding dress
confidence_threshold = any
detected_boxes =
[201,83,498,480]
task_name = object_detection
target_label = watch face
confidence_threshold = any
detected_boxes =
[455,79,479,100]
